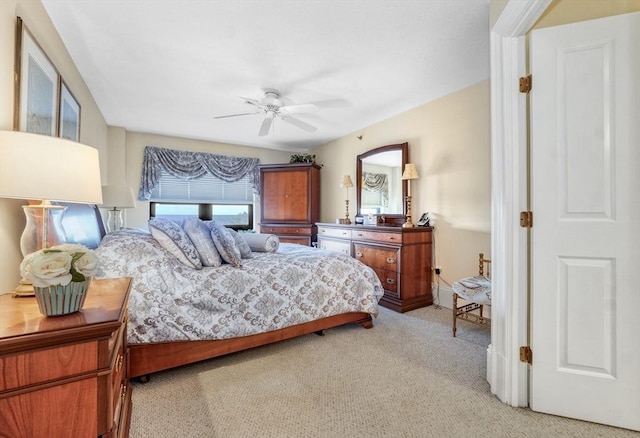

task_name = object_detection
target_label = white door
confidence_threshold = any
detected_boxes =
[530,12,640,431]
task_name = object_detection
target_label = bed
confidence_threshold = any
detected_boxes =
[94,223,384,378]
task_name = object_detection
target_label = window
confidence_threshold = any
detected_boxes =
[149,170,254,230]
[150,202,253,230]
[361,187,385,213]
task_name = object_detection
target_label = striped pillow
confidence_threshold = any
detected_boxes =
[182,218,222,267]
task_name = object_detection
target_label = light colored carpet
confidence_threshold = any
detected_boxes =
[129,306,637,437]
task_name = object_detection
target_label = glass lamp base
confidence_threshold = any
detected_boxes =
[106,208,124,233]
[20,203,67,256]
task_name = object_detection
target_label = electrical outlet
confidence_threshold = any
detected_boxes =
[435,267,441,275]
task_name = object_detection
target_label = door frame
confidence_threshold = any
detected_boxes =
[488,0,551,406]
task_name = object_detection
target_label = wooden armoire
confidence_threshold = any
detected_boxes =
[258,163,321,246]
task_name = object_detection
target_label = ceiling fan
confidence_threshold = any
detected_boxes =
[214,89,318,136]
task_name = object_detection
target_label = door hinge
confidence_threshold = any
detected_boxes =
[520,211,533,228]
[519,74,532,93]
[520,346,532,364]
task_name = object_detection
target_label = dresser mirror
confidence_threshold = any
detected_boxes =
[356,142,408,221]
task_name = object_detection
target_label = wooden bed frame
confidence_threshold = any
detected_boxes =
[67,205,376,379]
[129,312,373,378]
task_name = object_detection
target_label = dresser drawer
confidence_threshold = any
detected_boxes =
[261,226,312,236]
[318,237,351,255]
[370,267,399,296]
[318,226,352,239]
[352,229,402,244]
[353,244,399,272]
[279,236,312,246]
[111,328,126,413]
[0,341,98,392]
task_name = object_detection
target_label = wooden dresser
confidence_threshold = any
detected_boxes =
[0,277,132,438]
[259,163,321,246]
[317,223,433,312]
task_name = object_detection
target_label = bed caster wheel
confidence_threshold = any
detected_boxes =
[138,375,151,383]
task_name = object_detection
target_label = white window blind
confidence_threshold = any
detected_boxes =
[149,170,253,204]
[362,188,384,208]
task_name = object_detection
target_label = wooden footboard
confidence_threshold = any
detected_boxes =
[129,312,373,378]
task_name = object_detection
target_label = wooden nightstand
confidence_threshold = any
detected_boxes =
[0,277,132,438]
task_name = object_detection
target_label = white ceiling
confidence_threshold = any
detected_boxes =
[42,0,490,152]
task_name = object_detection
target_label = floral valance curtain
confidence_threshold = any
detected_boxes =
[362,171,389,207]
[138,146,261,200]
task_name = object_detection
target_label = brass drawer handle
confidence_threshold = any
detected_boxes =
[386,257,396,264]
[386,278,396,285]
[388,236,395,240]
[121,384,127,398]
[116,354,124,373]
[356,233,363,237]
[342,232,348,235]
[356,251,363,258]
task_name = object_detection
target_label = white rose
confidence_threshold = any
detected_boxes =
[74,251,99,278]
[27,251,73,287]
[19,250,40,279]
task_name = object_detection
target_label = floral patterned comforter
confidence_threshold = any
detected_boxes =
[96,230,384,344]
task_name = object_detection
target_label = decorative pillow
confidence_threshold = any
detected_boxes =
[227,229,252,258]
[239,233,280,253]
[208,222,242,267]
[148,218,202,269]
[182,217,222,267]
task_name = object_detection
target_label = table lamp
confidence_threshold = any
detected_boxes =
[401,163,419,228]
[0,131,103,295]
[340,175,354,224]
[102,186,137,233]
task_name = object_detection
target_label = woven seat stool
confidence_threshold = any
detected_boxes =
[452,253,491,337]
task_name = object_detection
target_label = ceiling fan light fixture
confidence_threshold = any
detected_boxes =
[216,88,319,136]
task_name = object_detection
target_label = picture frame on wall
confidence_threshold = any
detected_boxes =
[14,17,59,136]
[58,79,81,141]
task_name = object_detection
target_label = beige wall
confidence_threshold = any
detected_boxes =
[314,80,491,283]
[534,0,639,29]
[115,131,291,229]
[0,0,109,293]
[490,0,509,27]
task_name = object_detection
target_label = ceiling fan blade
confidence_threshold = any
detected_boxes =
[280,103,318,114]
[241,97,263,108]
[281,115,317,133]
[213,112,258,119]
[258,117,272,136]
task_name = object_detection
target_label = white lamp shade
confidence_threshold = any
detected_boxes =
[102,186,137,208]
[0,131,103,204]
[401,163,419,180]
